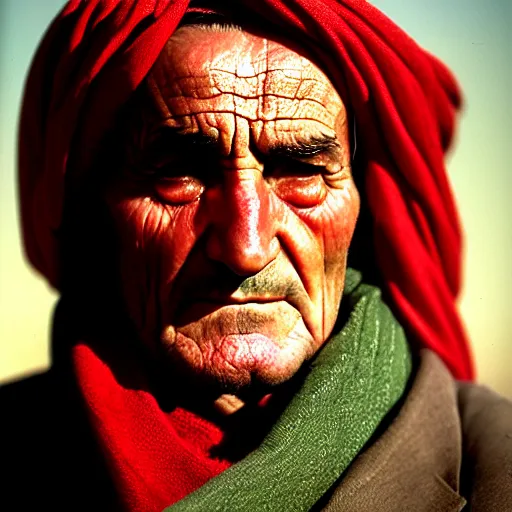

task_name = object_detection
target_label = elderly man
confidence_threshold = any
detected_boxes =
[2,0,511,511]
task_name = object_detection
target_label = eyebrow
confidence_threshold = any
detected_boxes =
[149,128,218,150]
[146,126,342,162]
[267,134,342,161]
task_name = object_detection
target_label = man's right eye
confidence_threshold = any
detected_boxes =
[153,175,204,204]
[137,153,207,203]
[125,144,208,203]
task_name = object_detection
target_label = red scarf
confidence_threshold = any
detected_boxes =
[73,339,232,511]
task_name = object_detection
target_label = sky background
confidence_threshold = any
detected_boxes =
[1,1,511,397]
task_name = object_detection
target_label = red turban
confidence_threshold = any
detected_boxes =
[18,0,474,379]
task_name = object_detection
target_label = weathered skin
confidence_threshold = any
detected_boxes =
[104,26,360,410]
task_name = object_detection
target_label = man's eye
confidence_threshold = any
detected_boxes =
[132,149,207,203]
[153,175,204,204]
[265,160,328,208]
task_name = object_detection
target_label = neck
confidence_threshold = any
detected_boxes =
[158,369,307,462]
[214,394,251,415]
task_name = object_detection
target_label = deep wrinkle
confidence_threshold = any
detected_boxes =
[104,25,360,411]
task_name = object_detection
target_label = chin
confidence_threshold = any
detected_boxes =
[160,327,317,396]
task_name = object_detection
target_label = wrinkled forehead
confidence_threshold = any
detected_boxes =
[145,24,347,140]
[165,23,323,76]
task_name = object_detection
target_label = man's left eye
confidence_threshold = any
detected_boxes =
[265,160,328,208]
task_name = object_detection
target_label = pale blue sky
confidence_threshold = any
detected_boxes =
[1,1,510,395]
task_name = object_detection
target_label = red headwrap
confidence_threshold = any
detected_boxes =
[18,0,473,380]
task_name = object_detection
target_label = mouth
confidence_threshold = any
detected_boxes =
[191,294,286,305]
[174,296,288,326]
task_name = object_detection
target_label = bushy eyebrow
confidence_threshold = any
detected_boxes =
[145,127,342,163]
[147,128,218,150]
[267,134,342,161]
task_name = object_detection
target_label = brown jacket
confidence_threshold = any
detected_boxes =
[321,350,512,511]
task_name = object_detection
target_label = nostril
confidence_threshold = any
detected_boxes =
[207,233,278,276]
[231,245,276,277]
[205,220,280,276]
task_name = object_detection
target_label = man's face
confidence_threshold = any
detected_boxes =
[104,26,359,393]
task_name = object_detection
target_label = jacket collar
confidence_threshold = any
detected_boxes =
[321,350,467,512]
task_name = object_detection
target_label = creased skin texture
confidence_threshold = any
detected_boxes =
[104,27,360,395]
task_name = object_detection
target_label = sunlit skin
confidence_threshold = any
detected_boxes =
[104,25,360,413]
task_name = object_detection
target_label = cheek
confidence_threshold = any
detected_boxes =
[293,181,360,264]
[106,194,201,326]
[279,181,359,335]
[324,185,360,266]
[111,197,198,268]
[300,182,359,334]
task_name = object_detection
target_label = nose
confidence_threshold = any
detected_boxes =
[205,170,280,276]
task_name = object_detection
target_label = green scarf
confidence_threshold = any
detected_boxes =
[166,269,412,511]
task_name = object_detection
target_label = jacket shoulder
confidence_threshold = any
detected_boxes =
[457,382,512,511]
